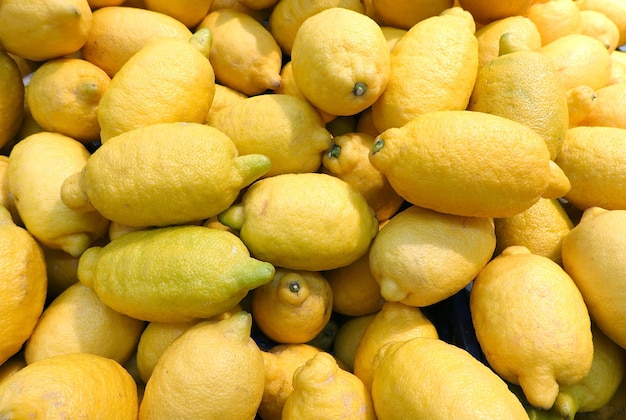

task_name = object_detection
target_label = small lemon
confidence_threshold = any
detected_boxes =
[77,225,275,322]
[577,81,626,128]
[143,0,214,28]
[475,15,542,67]
[371,0,454,30]
[579,9,621,52]
[0,50,24,150]
[567,85,597,127]
[470,246,594,409]
[291,7,390,116]
[218,172,379,271]
[526,0,583,45]
[333,314,376,372]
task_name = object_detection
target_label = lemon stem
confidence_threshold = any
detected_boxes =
[289,281,300,293]
[371,138,384,154]
[353,82,367,96]
[328,144,341,159]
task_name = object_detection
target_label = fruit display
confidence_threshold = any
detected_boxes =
[2,0,626,418]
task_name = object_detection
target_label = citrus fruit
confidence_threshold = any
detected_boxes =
[577,81,626,128]
[526,0,583,45]
[579,9,621,52]
[575,0,626,46]
[0,49,24,150]
[567,85,597,127]
[333,314,376,372]
[475,15,542,67]
[371,0,454,30]
[143,0,214,27]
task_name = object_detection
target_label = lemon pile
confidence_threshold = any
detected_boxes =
[2,0,626,418]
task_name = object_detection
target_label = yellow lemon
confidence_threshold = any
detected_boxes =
[291,7,390,117]
[0,353,26,386]
[333,314,376,372]
[0,50,24,150]
[0,156,19,224]
[494,198,574,265]
[24,282,145,366]
[561,207,626,349]
[268,0,366,55]
[26,57,111,143]
[0,0,92,61]
[553,325,625,418]
[0,205,47,366]
[567,85,597,127]
[579,9,621,52]
[475,15,542,67]
[197,9,282,96]
[353,302,438,390]
[238,0,279,10]
[609,55,626,84]
[258,343,322,420]
[77,225,275,322]
[139,313,265,420]
[371,0,454,30]
[458,0,533,24]
[88,0,125,7]
[541,33,612,91]
[555,126,626,210]
[7,132,109,257]
[371,337,529,419]
[252,268,333,344]
[468,33,569,160]
[143,0,214,27]
[577,81,626,128]
[61,122,270,228]
[219,172,379,271]
[575,0,626,46]
[369,110,571,218]
[0,352,138,419]
[372,7,477,132]
[208,94,332,177]
[282,351,376,420]
[369,205,495,306]
[526,0,583,45]
[81,6,192,77]
[97,29,215,142]
[209,0,271,22]
[470,246,594,409]
[205,83,247,122]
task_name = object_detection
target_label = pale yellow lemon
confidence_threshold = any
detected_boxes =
[577,81,626,128]
[526,0,583,45]
[579,9,621,52]
[575,0,626,46]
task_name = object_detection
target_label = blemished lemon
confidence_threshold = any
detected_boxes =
[555,126,626,210]
[139,313,265,420]
[322,132,404,222]
[208,94,332,177]
[205,83,247,122]
[553,325,625,418]
[291,7,390,117]
[24,282,145,366]
[26,57,111,143]
[371,7,478,132]
[369,110,571,218]
[0,205,47,366]
[282,351,376,420]
[81,6,192,77]
[475,15,542,67]
[353,302,438,390]
[526,0,583,45]
[371,337,529,419]
[494,198,574,265]
[0,50,24,150]
[7,132,110,257]
[0,0,92,61]
[567,85,597,127]
[252,268,333,344]
[577,81,626,128]
[218,172,379,271]
[468,33,569,160]
[197,9,281,96]
[575,0,626,46]
[579,9,621,52]
[0,352,138,419]
[143,0,214,28]
[470,246,594,409]
[371,0,454,30]
[61,122,270,228]
[369,205,495,307]
[333,314,376,372]
[77,225,275,323]
[268,0,366,55]
[97,29,215,142]
[258,343,322,420]
[561,207,626,349]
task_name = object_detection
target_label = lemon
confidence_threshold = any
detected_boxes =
[353,302,439,390]
[575,367,626,420]
[0,156,19,224]
[580,9,621,52]
[494,198,574,265]
[0,205,47,366]
[7,132,109,257]
[259,343,322,420]
[282,351,376,420]
[24,282,145,366]
[526,0,583,45]
[97,29,215,142]
[371,337,529,419]
[609,56,626,85]
[470,246,594,409]
[458,0,533,24]
[0,353,26,386]
[252,268,333,344]
[291,7,390,117]
[197,9,282,96]
[81,6,192,77]
[555,126,626,210]
[577,81,626,128]
[468,33,569,160]
[322,132,405,221]
[333,314,376,372]
[78,225,275,323]
[26,57,111,143]
[0,352,138,419]
[0,50,24,150]
[369,110,571,218]
[575,0,626,46]
[205,83,247,122]
[0,0,92,61]
[371,0,454,30]
[41,246,81,299]
[88,0,125,7]
[561,207,626,349]
[475,15,542,68]
[139,313,265,420]
[238,0,279,9]
[143,0,214,27]
[553,325,625,418]
[355,107,380,137]
[567,85,597,127]
[373,7,477,132]
[61,122,271,228]
[219,172,379,271]
[208,94,332,177]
